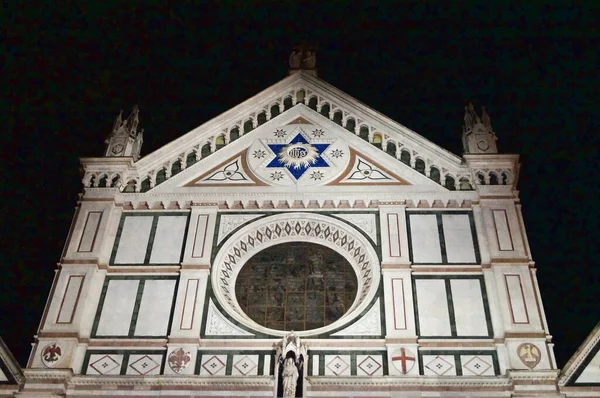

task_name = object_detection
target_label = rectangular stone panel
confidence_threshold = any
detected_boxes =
[387,213,402,257]
[450,279,489,336]
[114,216,153,264]
[95,280,139,336]
[442,214,477,263]
[493,209,514,251]
[409,214,442,263]
[192,214,209,258]
[505,274,530,324]
[149,216,187,264]
[134,279,177,336]
[180,279,199,330]
[78,211,102,252]
[415,279,451,336]
[56,275,85,324]
[391,278,407,330]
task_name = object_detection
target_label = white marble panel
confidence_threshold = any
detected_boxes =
[199,354,227,376]
[356,355,384,376]
[180,278,199,330]
[422,354,456,376]
[450,279,488,336]
[56,275,84,323]
[0,368,7,381]
[460,354,495,376]
[126,354,163,376]
[96,280,139,336]
[442,214,476,263]
[149,216,187,264]
[231,354,259,376]
[415,279,451,336]
[263,355,271,376]
[86,354,124,375]
[391,278,407,330]
[505,274,529,324]
[387,213,402,257]
[493,209,514,250]
[114,216,153,264]
[575,349,600,383]
[409,214,442,263]
[78,211,102,252]
[324,355,351,376]
[134,279,177,336]
[311,355,319,375]
[192,214,210,257]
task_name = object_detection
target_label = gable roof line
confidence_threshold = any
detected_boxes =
[132,71,467,180]
[558,321,600,385]
[0,337,24,385]
[300,72,464,165]
[133,73,303,170]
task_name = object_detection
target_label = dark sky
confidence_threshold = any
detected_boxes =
[3,3,599,368]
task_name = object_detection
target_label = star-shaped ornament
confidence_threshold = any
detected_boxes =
[266,133,330,180]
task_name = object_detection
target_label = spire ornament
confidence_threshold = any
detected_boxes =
[461,103,498,154]
[104,105,144,160]
[289,45,317,76]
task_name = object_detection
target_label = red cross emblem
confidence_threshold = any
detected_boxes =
[391,347,416,374]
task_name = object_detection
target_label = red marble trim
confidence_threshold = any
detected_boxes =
[504,274,530,324]
[391,278,407,330]
[387,213,401,257]
[179,279,200,330]
[492,209,514,251]
[77,211,103,252]
[191,215,209,258]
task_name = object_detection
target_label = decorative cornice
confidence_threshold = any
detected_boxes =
[67,375,273,387]
[558,322,600,385]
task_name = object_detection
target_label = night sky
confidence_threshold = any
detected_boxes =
[3,3,599,368]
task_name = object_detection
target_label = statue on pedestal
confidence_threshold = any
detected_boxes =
[275,332,306,398]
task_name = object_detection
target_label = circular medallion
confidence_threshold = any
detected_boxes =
[112,143,124,154]
[279,143,319,169]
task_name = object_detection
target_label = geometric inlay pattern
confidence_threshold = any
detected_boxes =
[462,355,493,376]
[205,299,254,336]
[424,355,455,376]
[233,355,258,376]
[216,219,374,316]
[201,355,226,376]
[334,213,378,244]
[326,355,350,376]
[217,214,264,244]
[357,355,382,376]
[89,354,121,375]
[128,355,160,375]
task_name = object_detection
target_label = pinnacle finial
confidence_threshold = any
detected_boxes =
[289,45,317,76]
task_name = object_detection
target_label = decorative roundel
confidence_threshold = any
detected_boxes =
[211,213,381,337]
[247,124,350,187]
[111,143,124,154]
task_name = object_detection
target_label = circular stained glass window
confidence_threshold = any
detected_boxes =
[235,242,358,331]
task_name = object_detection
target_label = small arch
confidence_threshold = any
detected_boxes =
[201,143,211,158]
[444,176,456,190]
[110,175,120,188]
[372,134,383,149]
[429,167,441,183]
[415,158,426,174]
[186,151,197,167]
[171,160,182,176]
[140,177,151,193]
[88,174,96,187]
[333,110,343,125]
[400,150,411,165]
[257,111,267,126]
[123,180,137,193]
[359,126,369,140]
[459,177,473,190]
[229,127,240,142]
[308,96,318,111]
[345,118,356,132]
[489,172,499,185]
[283,97,293,111]
[98,175,108,188]
[243,119,254,134]
[320,103,330,117]
[270,104,280,118]
[156,168,167,185]
[386,142,396,157]
[215,135,226,150]
[476,173,486,185]
[502,171,510,185]
[296,90,305,104]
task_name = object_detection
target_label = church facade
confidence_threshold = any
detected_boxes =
[5,56,599,397]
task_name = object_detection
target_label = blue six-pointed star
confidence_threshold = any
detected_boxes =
[266,133,330,180]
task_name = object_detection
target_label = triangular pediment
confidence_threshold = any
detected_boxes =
[560,322,600,386]
[127,71,472,195]
[150,105,443,194]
